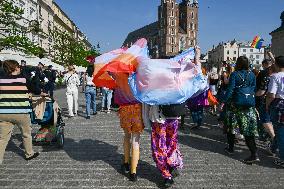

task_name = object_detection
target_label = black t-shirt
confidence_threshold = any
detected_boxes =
[256,69,269,91]
[44,69,56,82]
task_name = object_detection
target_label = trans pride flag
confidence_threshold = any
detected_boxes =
[129,48,208,105]
[93,38,148,89]
[92,48,127,88]
[251,36,264,49]
[92,39,208,105]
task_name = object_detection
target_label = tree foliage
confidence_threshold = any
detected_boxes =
[0,0,45,57]
[50,28,99,67]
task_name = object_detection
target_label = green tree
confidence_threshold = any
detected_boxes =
[50,28,99,67]
[0,0,45,57]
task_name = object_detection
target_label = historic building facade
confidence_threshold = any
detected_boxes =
[1,0,91,60]
[208,40,265,69]
[270,11,284,57]
[123,0,198,58]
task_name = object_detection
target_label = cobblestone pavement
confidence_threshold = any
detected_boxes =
[0,88,284,189]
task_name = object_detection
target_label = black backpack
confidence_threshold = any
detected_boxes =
[160,102,186,117]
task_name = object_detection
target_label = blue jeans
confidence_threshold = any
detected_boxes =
[85,86,96,116]
[190,106,204,126]
[102,88,113,110]
[270,99,284,160]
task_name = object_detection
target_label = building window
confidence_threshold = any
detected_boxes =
[30,8,35,16]
[171,28,174,35]
[171,19,175,26]
[256,60,260,64]
[19,0,25,7]
[171,37,174,44]
[171,11,174,17]
[233,57,237,61]
[250,55,253,58]
[190,23,193,30]
[191,12,194,19]
[250,49,253,52]
[243,49,246,52]
[39,6,42,16]
[227,57,230,61]
[234,51,237,55]
[227,50,229,55]
[256,55,260,59]
[172,46,174,53]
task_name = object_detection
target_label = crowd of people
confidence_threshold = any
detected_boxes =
[207,52,284,167]
[0,48,283,188]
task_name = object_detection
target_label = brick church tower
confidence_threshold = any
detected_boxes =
[158,0,198,58]
[179,0,199,49]
[158,0,179,57]
[123,0,198,58]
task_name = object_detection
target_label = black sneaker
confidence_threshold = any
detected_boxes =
[169,167,180,178]
[86,116,90,119]
[224,147,234,155]
[164,178,174,188]
[93,112,97,115]
[129,173,137,182]
[25,152,39,160]
[121,163,130,174]
[243,156,260,164]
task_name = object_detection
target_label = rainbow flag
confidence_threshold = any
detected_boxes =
[251,36,264,49]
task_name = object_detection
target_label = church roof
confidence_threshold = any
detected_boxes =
[123,22,159,46]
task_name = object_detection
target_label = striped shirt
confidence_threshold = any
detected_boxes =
[0,75,32,114]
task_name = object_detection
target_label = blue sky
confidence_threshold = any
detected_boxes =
[55,0,283,54]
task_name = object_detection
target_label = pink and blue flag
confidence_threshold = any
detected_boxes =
[129,48,208,105]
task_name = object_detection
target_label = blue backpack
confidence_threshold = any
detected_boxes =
[234,71,255,107]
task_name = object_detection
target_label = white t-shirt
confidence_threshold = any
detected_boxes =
[268,72,284,99]
[86,75,95,86]
[64,73,80,88]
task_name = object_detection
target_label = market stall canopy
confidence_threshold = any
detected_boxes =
[74,65,86,73]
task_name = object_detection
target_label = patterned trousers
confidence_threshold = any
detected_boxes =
[151,119,183,179]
